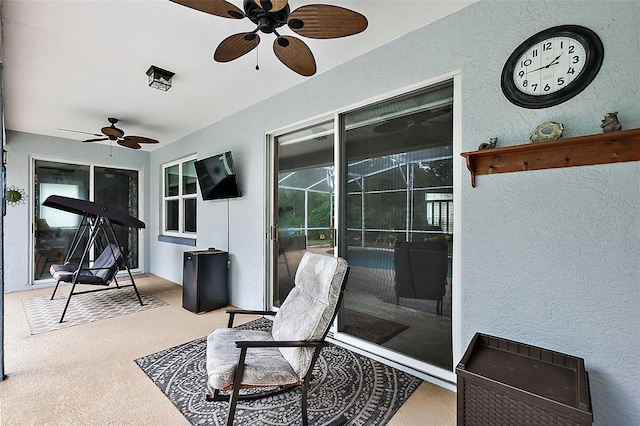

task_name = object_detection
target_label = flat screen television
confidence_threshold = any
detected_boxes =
[194,151,241,200]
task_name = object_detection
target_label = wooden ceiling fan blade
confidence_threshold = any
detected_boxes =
[273,36,316,77]
[124,136,159,144]
[83,137,109,143]
[288,5,368,39]
[170,0,245,19]
[214,32,260,62]
[117,139,142,150]
[253,0,287,12]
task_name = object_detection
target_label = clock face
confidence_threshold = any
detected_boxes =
[512,36,587,96]
[501,25,604,109]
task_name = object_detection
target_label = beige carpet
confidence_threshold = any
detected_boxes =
[23,286,168,334]
[0,275,456,425]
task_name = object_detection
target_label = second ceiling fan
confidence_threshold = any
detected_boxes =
[171,0,368,76]
[62,118,159,150]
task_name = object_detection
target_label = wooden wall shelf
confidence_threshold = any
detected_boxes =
[461,128,640,187]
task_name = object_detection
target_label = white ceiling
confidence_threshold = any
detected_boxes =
[1,0,475,150]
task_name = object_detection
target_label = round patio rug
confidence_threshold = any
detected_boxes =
[134,318,422,425]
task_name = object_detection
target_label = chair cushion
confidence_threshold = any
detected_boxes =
[206,328,300,390]
[50,264,75,277]
[49,264,107,285]
[271,252,348,378]
[92,244,122,282]
[48,243,122,285]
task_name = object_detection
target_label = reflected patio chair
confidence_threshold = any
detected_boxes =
[206,251,350,426]
[394,241,448,315]
[34,218,67,278]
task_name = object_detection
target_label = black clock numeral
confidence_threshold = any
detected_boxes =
[557,77,565,86]
[572,55,580,64]
[543,42,552,51]
[567,67,576,75]
[569,45,575,54]
[522,80,528,88]
[544,84,551,92]
[532,83,538,91]
[518,70,525,78]
[532,49,538,57]
[521,59,532,67]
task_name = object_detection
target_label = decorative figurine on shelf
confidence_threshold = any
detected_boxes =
[478,137,498,150]
[529,121,564,143]
[600,112,622,133]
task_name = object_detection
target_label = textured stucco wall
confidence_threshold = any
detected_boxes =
[3,130,150,292]
[145,1,638,424]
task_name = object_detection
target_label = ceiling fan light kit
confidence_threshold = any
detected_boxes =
[146,65,175,91]
[171,0,368,76]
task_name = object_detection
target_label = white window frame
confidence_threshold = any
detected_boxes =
[162,155,197,238]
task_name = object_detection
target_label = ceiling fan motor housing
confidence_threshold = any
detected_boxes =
[243,0,289,33]
[100,118,124,139]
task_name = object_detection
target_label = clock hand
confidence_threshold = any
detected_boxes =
[526,64,549,74]
[525,52,564,74]
[546,52,564,67]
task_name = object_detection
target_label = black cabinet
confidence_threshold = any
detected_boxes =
[183,249,229,314]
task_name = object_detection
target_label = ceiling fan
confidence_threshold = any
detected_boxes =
[60,118,159,150]
[171,0,368,76]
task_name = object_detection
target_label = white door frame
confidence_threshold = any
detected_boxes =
[264,71,463,387]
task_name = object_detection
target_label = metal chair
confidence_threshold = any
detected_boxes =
[206,251,350,426]
[393,241,449,315]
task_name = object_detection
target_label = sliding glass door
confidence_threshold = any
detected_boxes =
[269,121,335,308]
[267,79,457,379]
[33,160,141,282]
[34,161,90,281]
[339,82,454,371]
[94,167,140,269]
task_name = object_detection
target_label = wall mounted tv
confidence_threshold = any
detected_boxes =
[194,151,241,200]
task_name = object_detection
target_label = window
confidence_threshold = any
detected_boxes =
[162,156,197,237]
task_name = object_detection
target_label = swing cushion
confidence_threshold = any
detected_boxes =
[50,264,76,281]
[49,244,123,286]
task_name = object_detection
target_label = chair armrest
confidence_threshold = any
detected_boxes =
[226,309,277,327]
[235,340,327,349]
[226,309,277,316]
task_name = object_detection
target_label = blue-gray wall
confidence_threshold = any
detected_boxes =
[3,131,150,292]
[149,1,639,424]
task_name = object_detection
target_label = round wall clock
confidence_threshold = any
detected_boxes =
[501,25,604,109]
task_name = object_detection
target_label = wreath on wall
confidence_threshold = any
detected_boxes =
[6,186,27,206]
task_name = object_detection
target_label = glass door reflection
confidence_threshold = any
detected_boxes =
[33,160,90,281]
[33,161,141,282]
[272,121,335,308]
[339,81,455,370]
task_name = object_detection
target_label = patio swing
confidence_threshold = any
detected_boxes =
[43,195,146,323]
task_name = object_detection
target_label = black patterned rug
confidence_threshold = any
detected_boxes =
[135,318,422,425]
[343,309,408,345]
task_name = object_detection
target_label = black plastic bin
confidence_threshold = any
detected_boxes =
[456,333,592,426]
